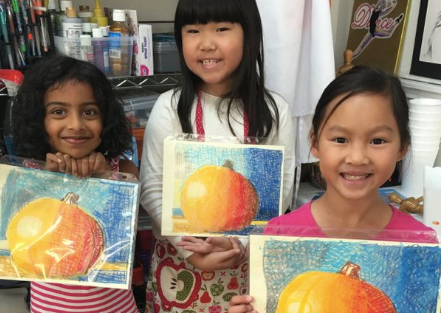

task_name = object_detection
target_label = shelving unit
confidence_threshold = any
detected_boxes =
[109,73,181,92]
[1,73,181,97]
[0,84,7,97]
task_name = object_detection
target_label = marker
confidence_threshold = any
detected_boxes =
[0,3,15,68]
[10,0,26,53]
[29,0,42,55]
[19,0,35,56]
[5,1,25,65]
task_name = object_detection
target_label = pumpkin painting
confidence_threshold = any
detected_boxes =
[180,160,259,232]
[6,192,104,278]
[276,262,396,313]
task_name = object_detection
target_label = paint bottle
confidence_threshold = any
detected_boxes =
[109,9,130,76]
[79,5,89,12]
[100,26,109,37]
[62,7,82,59]
[92,27,109,75]
[55,0,72,37]
[78,11,93,23]
[80,34,94,64]
[90,0,108,27]
[82,22,92,35]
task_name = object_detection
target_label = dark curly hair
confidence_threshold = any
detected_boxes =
[11,55,133,160]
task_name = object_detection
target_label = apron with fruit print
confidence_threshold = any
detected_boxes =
[145,238,249,313]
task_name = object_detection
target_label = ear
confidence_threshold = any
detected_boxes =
[396,143,409,162]
[309,130,320,159]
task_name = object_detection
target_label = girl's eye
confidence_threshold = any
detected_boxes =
[187,29,199,34]
[217,27,229,32]
[333,137,347,144]
[371,138,386,145]
[83,109,99,117]
[51,109,65,115]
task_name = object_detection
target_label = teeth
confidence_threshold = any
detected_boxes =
[202,60,219,65]
[342,174,369,181]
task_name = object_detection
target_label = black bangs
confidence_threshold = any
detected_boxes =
[175,0,244,27]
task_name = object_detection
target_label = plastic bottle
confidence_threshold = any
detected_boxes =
[92,27,109,75]
[90,0,108,27]
[79,5,89,12]
[80,34,94,64]
[100,26,109,37]
[78,11,93,23]
[109,9,130,76]
[82,22,92,35]
[55,0,72,37]
[62,7,82,59]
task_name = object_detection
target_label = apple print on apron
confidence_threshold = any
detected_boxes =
[146,239,249,313]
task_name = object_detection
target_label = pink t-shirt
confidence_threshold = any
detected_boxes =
[265,201,438,243]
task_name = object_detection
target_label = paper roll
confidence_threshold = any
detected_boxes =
[401,151,438,196]
[423,166,441,241]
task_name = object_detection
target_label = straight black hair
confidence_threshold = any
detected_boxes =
[11,56,133,160]
[174,0,279,139]
[311,65,410,150]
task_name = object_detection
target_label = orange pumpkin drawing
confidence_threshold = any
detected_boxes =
[6,192,104,278]
[180,160,259,232]
[276,261,396,313]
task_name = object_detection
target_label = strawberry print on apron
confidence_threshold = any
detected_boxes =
[145,239,249,313]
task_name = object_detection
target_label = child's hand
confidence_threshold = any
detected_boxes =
[228,295,257,313]
[177,236,234,253]
[186,237,248,270]
[45,152,73,174]
[45,152,109,178]
[71,152,108,177]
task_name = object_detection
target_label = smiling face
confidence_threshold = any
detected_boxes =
[311,93,407,202]
[44,80,103,159]
[181,22,244,96]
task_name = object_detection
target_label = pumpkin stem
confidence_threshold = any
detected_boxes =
[223,160,234,170]
[62,192,80,206]
[339,261,360,279]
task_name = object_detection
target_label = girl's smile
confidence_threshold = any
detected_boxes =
[44,80,103,159]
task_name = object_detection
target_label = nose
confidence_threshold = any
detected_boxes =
[199,33,215,51]
[345,144,369,165]
[67,113,85,130]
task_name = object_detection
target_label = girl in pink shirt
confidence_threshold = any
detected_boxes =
[229,66,437,313]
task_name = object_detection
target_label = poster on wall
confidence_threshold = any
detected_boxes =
[161,136,284,237]
[0,162,140,289]
[250,235,441,313]
[346,0,411,74]
[410,0,441,80]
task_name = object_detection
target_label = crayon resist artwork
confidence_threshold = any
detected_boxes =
[162,137,284,236]
[250,235,441,313]
[0,163,140,289]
